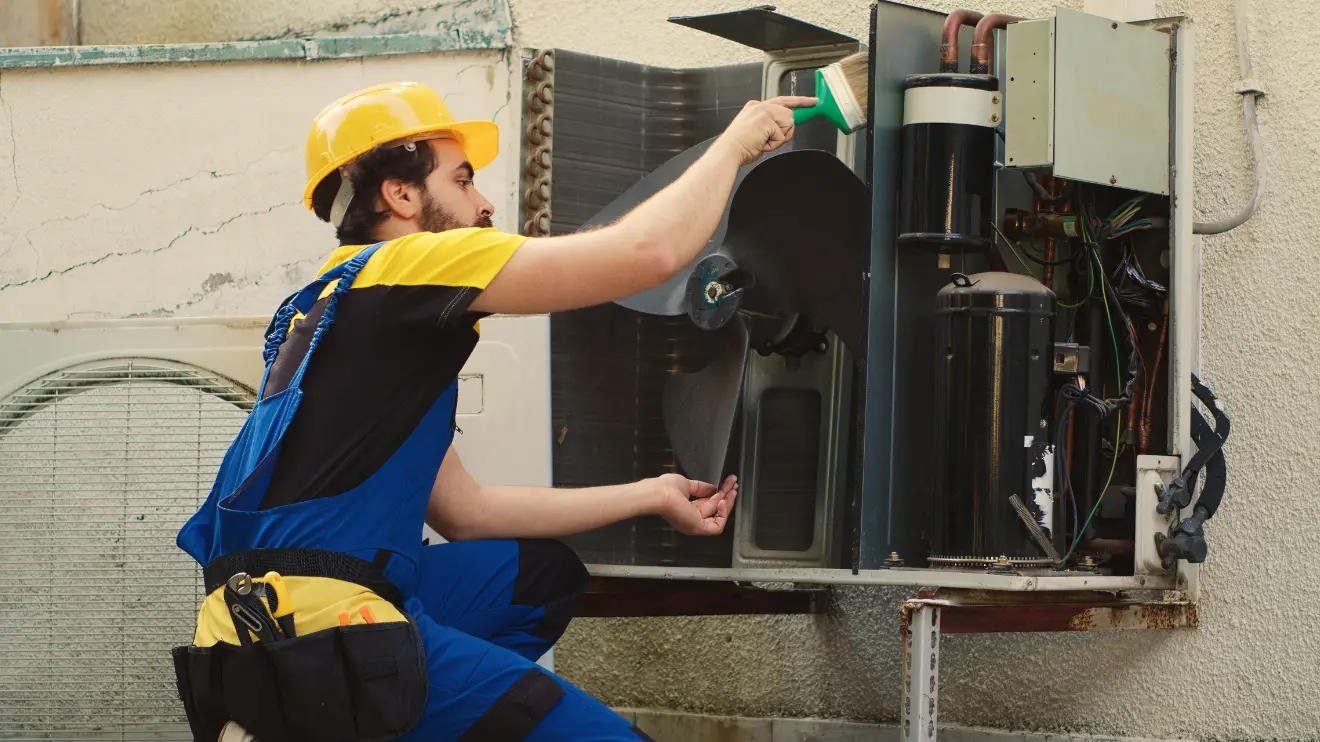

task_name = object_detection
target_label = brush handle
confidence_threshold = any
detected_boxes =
[793,106,821,125]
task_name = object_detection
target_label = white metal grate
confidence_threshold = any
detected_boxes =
[0,360,253,741]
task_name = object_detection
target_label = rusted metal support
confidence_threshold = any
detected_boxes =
[897,591,1195,741]
[576,577,823,618]
[901,603,940,742]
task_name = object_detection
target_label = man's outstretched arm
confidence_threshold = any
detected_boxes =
[426,447,737,542]
[467,95,816,316]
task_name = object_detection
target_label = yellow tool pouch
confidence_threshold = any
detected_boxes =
[170,549,427,742]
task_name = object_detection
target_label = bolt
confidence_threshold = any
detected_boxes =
[818,341,828,353]
[705,281,725,303]
[1109,176,1118,185]
[1083,556,1095,566]
[1112,21,1119,29]
[991,113,1001,123]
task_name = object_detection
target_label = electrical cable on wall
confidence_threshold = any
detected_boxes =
[1194,0,1266,235]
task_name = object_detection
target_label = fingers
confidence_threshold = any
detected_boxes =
[763,95,818,109]
[686,478,718,499]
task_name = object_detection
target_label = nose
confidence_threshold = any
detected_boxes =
[475,190,494,219]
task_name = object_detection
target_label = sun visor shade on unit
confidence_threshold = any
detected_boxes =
[578,144,869,484]
[667,6,857,51]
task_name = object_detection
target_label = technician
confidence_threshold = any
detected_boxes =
[171,81,814,742]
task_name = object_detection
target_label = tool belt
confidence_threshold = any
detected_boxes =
[171,548,427,742]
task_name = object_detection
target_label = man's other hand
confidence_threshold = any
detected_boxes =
[717,96,818,166]
[652,473,738,536]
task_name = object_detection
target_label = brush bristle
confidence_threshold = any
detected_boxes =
[836,51,870,108]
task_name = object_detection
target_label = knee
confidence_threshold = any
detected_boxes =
[512,539,589,609]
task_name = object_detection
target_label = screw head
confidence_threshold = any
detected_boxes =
[1109,175,1118,185]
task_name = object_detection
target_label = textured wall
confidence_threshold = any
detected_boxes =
[0,50,522,321]
[517,1,1310,741]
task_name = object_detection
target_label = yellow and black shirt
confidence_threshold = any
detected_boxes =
[259,228,527,509]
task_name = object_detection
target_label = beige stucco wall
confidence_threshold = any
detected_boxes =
[0,0,1310,739]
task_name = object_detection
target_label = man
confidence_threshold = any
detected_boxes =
[172,81,815,742]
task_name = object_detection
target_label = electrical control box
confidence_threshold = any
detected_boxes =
[1005,7,1172,195]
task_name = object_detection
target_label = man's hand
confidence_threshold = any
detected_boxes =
[652,473,739,536]
[717,96,818,166]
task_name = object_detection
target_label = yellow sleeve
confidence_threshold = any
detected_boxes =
[354,228,528,291]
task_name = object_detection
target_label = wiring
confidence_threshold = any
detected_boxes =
[992,222,1038,279]
[1055,390,1080,541]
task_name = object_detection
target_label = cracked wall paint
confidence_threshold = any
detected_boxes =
[0,49,519,322]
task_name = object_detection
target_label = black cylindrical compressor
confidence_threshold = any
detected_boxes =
[897,74,999,254]
[930,272,1057,564]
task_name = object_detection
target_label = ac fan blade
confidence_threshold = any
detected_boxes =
[587,141,870,486]
[661,316,750,485]
[581,137,756,317]
[721,149,871,355]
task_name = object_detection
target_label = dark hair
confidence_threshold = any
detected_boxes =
[311,142,438,246]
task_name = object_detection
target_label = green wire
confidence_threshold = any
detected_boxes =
[991,222,1037,280]
[1058,230,1124,567]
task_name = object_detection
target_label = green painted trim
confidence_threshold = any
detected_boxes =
[0,31,511,70]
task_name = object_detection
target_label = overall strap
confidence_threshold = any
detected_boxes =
[258,241,386,394]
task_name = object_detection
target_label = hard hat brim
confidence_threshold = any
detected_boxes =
[302,119,500,214]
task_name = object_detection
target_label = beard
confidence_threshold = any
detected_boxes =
[420,191,493,232]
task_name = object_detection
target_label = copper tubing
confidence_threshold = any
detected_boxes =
[1124,319,1141,445]
[1041,239,1056,287]
[971,14,1025,74]
[1080,538,1134,557]
[1138,300,1170,455]
[940,9,986,72]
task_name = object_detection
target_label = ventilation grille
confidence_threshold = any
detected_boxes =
[753,388,821,552]
[0,360,253,740]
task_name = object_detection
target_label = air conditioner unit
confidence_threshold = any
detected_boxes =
[520,3,1207,596]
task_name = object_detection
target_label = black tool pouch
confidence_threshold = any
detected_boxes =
[171,618,427,742]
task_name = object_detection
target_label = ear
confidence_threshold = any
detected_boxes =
[379,177,423,220]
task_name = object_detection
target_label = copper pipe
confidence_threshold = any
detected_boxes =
[1138,300,1170,455]
[1080,538,1134,557]
[1125,363,1141,444]
[940,9,986,72]
[1043,238,1057,288]
[971,14,1025,74]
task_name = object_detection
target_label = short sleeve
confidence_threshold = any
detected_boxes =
[346,228,528,329]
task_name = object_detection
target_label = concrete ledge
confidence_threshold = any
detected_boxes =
[615,709,1194,742]
[0,31,511,69]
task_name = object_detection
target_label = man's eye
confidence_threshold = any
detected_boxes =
[458,179,473,188]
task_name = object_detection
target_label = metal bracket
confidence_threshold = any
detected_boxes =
[899,591,1196,741]
[1235,78,1267,97]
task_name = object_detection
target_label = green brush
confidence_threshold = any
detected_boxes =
[791,51,870,133]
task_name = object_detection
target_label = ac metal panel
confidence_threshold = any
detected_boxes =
[752,387,821,551]
[667,7,858,51]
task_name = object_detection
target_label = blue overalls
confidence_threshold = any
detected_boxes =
[172,243,652,741]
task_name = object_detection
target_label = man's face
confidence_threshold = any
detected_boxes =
[418,138,495,232]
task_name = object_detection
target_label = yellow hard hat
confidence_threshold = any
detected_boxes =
[303,81,500,214]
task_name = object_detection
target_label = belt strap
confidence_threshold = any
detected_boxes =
[203,548,405,609]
